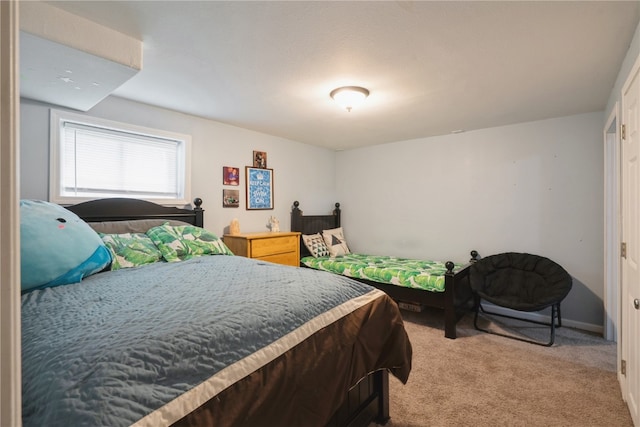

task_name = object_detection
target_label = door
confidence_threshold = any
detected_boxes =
[622,63,640,426]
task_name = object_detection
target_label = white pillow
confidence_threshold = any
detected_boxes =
[322,227,350,257]
[302,233,330,258]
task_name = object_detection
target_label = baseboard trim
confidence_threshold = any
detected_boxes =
[481,304,604,336]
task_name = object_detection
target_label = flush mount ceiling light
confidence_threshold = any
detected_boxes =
[330,86,370,112]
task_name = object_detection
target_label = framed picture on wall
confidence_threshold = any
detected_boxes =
[223,166,240,186]
[223,189,240,208]
[245,166,273,210]
[253,151,267,168]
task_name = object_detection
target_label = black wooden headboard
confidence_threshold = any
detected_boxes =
[65,197,204,227]
[291,201,341,258]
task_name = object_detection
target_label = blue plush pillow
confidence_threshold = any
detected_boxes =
[20,200,112,291]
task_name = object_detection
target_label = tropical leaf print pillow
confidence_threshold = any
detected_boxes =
[99,233,164,270]
[146,223,233,262]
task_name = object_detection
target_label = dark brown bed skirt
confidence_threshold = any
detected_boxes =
[171,294,412,427]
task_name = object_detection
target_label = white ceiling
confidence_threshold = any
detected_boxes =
[43,1,640,151]
[20,32,140,111]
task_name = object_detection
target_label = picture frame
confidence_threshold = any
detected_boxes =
[253,150,267,168]
[223,166,240,186]
[245,166,273,210]
[223,189,239,208]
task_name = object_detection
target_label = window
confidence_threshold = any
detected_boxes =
[50,109,191,205]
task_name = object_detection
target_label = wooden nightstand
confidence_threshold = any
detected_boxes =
[223,232,301,267]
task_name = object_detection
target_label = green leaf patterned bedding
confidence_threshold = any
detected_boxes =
[99,233,163,270]
[146,223,233,262]
[301,253,463,292]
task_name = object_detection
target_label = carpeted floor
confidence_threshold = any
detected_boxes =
[378,307,632,427]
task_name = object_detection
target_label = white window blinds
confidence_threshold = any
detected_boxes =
[50,110,191,205]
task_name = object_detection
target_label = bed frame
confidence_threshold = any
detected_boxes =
[66,197,205,227]
[291,200,477,339]
[64,197,390,427]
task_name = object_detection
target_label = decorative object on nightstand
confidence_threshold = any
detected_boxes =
[223,232,300,267]
[269,216,280,232]
[229,218,240,235]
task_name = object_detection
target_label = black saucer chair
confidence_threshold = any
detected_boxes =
[469,252,573,346]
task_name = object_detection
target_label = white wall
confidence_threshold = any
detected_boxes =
[336,112,604,328]
[19,86,609,329]
[20,96,337,236]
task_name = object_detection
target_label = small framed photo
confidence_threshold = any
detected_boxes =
[223,189,240,208]
[253,150,267,168]
[246,166,273,210]
[223,166,240,186]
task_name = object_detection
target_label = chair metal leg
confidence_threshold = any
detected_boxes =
[473,300,562,346]
[556,302,562,327]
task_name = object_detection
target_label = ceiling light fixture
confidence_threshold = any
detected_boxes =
[330,86,369,112]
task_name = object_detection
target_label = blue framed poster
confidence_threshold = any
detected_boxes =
[245,166,274,210]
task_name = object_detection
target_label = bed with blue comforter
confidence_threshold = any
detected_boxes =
[21,198,412,427]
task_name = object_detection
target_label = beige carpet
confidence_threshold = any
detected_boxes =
[379,308,632,427]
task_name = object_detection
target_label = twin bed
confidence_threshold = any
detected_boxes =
[21,198,412,427]
[291,201,477,339]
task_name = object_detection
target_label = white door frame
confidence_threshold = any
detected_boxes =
[604,103,620,345]
[0,1,21,425]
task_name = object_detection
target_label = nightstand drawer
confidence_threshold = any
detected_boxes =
[223,232,301,267]
[251,235,298,257]
[257,252,299,266]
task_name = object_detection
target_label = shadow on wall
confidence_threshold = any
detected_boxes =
[562,276,603,331]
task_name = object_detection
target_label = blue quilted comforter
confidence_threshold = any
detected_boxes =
[22,255,378,426]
